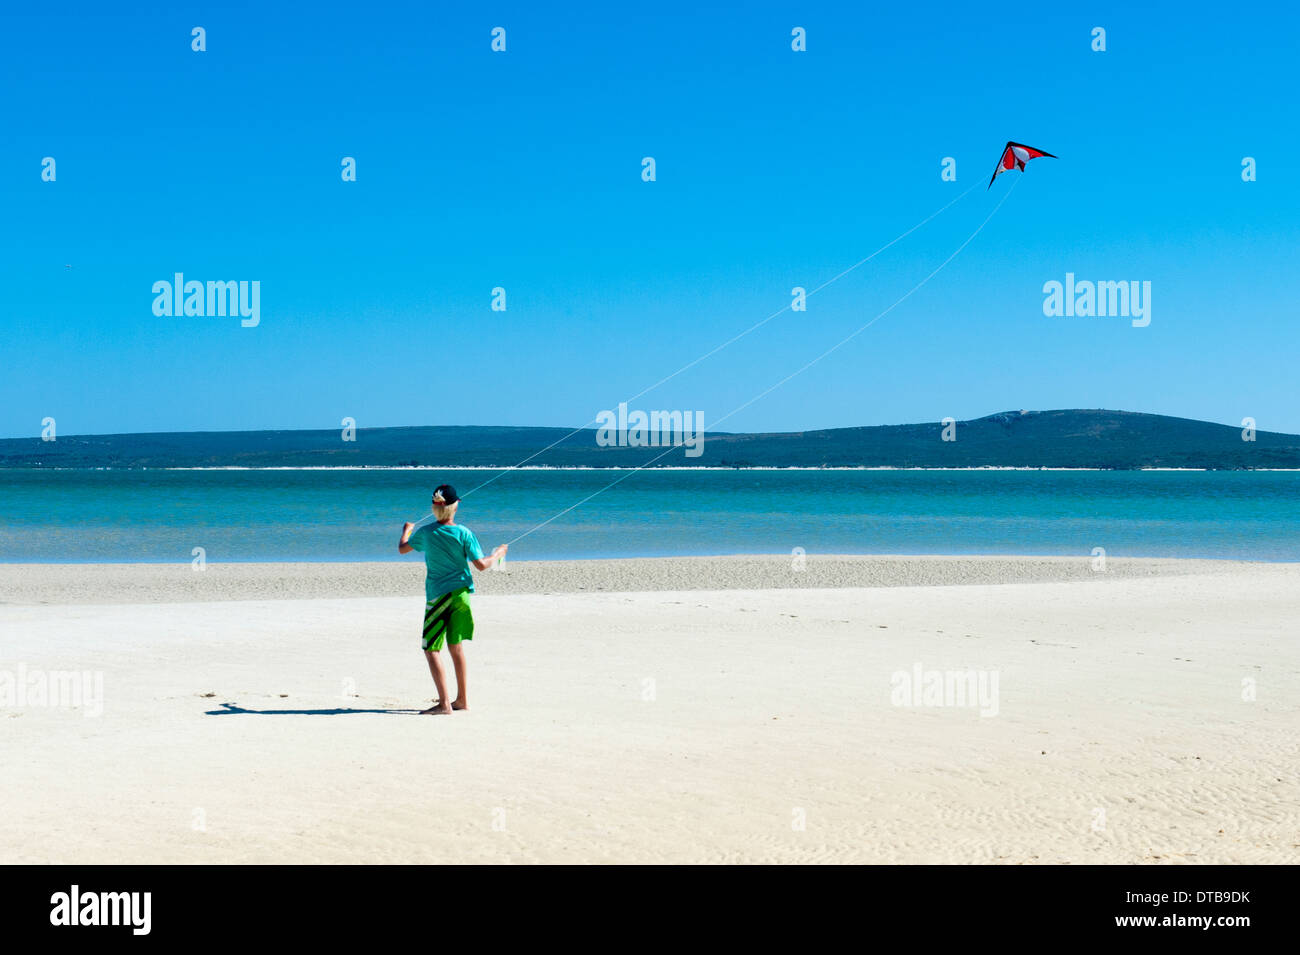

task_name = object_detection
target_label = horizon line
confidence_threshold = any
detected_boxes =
[1,407,1294,442]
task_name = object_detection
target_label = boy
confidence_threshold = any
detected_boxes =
[399,484,507,714]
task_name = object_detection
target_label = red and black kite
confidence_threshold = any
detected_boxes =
[988,141,1056,188]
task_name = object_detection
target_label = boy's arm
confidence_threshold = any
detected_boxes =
[398,522,416,554]
[471,544,507,571]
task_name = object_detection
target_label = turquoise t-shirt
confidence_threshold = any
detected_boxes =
[408,522,484,601]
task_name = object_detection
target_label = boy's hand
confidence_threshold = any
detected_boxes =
[493,544,508,558]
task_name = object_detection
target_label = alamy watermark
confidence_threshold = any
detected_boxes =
[890,663,999,717]
[50,885,150,935]
[595,402,704,458]
[152,273,260,327]
[1,664,104,717]
[1043,273,1150,327]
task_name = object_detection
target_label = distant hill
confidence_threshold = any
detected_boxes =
[2,410,1297,469]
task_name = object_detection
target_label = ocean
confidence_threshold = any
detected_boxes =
[2,468,1298,564]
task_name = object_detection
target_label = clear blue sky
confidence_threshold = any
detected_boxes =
[3,1,1298,439]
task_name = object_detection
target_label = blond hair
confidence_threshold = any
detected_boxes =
[433,495,458,523]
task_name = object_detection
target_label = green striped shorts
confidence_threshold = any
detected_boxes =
[422,588,474,652]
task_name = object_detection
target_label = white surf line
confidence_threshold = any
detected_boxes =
[461,183,979,500]
[504,181,1019,548]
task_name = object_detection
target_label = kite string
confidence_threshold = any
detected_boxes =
[460,182,979,500]
[409,512,436,530]
[715,176,1020,426]
[503,178,1020,548]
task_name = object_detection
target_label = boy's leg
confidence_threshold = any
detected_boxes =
[422,650,452,715]
[420,594,455,714]
[446,590,474,710]
[448,642,468,710]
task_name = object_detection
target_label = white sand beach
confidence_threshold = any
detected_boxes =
[2,556,1297,864]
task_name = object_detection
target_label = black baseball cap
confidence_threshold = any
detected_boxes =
[433,484,459,505]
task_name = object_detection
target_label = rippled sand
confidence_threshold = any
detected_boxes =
[2,557,1296,863]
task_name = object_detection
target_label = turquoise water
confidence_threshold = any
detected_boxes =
[1,468,1298,563]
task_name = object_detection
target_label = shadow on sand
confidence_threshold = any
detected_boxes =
[205,701,421,716]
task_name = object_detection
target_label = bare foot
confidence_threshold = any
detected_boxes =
[452,699,468,711]
[420,702,452,715]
